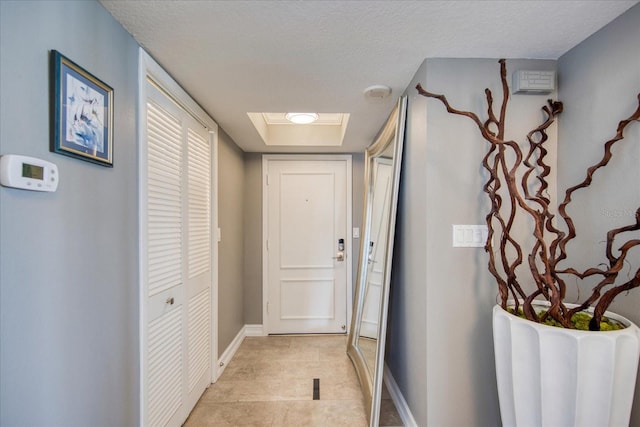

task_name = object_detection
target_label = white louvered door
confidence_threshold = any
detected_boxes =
[144,79,212,427]
[183,116,212,413]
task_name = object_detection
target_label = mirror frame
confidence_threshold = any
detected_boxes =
[347,96,407,426]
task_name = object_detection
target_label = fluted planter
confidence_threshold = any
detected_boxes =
[493,302,640,427]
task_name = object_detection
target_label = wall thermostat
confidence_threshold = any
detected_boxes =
[0,154,59,192]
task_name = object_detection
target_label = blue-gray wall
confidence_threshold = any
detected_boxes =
[558,4,640,424]
[0,1,139,425]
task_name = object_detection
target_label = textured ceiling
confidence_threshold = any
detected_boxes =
[99,0,638,153]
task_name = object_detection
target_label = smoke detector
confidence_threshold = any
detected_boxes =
[363,85,392,99]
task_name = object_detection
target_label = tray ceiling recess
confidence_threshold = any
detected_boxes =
[247,112,350,147]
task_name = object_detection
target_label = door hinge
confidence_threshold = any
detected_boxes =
[267,301,270,314]
[266,174,269,186]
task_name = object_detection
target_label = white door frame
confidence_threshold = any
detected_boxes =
[262,154,353,335]
[138,48,219,426]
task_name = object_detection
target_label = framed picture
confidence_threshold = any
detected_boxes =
[51,50,113,167]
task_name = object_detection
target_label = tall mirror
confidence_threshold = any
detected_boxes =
[347,96,407,426]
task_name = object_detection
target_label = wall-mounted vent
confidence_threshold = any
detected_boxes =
[512,70,555,94]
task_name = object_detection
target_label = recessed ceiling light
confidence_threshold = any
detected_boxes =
[285,112,319,124]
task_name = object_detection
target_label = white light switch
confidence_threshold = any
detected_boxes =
[353,227,360,239]
[452,225,488,248]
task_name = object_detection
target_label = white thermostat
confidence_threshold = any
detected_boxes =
[0,154,59,192]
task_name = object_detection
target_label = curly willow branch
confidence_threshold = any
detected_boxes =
[416,61,640,330]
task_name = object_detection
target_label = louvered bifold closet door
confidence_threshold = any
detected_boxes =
[144,77,214,427]
[146,99,185,427]
[184,119,212,410]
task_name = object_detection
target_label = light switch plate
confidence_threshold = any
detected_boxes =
[452,225,488,248]
[353,227,360,239]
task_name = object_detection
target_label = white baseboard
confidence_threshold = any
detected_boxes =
[216,326,246,380]
[384,363,418,427]
[244,324,266,336]
[216,324,265,380]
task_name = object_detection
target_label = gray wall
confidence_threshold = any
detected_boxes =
[351,153,366,294]
[387,59,429,425]
[218,129,246,352]
[243,153,263,325]
[0,1,139,426]
[390,58,558,426]
[558,4,640,424]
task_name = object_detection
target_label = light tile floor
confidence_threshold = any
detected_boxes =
[184,335,403,427]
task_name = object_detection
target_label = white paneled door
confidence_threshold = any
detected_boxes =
[264,156,351,334]
[143,75,213,427]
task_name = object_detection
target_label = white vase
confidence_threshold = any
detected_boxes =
[493,302,640,427]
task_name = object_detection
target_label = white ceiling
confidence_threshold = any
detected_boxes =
[99,0,637,153]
